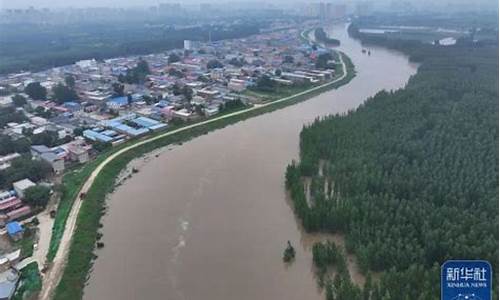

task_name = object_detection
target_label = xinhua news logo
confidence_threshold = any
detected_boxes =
[441,260,492,300]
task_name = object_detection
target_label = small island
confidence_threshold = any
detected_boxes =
[282,240,296,263]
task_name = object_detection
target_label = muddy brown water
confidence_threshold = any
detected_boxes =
[84,24,418,300]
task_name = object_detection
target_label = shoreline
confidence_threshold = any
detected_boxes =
[40,45,356,299]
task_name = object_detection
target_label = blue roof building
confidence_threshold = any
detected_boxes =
[6,222,23,240]
[63,101,81,112]
[107,97,129,109]
[83,129,114,143]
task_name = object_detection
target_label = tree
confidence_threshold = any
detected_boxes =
[314,27,340,46]
[12,94,27,107]
[181,86,193,106]
[172,83,182,96]
[25,82,47,100]
[168,68,184,78]
[31,131,60,147]
[119,60,150,84]
[286,27,499,298]
[282,241,296,262]
[24,185,51,208]
[112,82,125,97]
[207,59,223,69]
[315,53,334,69]
[0,135,30,155]
[33,106,52,118]
[73,127,86,136]
[254,75,276,92]
[52,83,79,104]
[93,141,112,152]
[229,57,245,67]
[65,75,76,88]
[168,53,181,64]
[0,156,51,188]
[283,55,294,64]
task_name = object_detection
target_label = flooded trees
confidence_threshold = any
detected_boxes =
[282,241,296,263]
[286,25,498,299]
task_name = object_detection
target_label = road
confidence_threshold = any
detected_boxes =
[39,41,348,300]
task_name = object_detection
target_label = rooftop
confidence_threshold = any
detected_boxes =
[6,221,23,235]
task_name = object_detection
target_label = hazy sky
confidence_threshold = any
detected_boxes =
[0,0,497,9]
[1,0,189,8]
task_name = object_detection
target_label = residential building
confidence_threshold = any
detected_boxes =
[12,179,35,199]
[5,222,23,241]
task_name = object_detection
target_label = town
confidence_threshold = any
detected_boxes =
[0,21,342,299]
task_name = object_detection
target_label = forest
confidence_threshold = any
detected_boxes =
[314,27,341,46]
[0,21,261,75]
[286,23,498,299]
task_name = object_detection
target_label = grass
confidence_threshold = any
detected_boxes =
[14,227,36,259]
[52,51,355,300]
[12,262,42,300]
[46,152,114,262]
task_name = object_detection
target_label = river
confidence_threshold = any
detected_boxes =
[83,24,418,300]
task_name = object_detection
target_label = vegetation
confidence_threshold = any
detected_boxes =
[12,94,27,107]
[52,83,79,104]
[207,59,224,69]
[0,106,28,127]
[118,59,151,84]
[65,75,76,89]
[0,156,52,188]
[286,24,498,299]
[12,262,42,300]
[219,99,246,112]
[14,227,36,258]
[52,51,355,300]
[229,57,246,67]
[0,22,261,75]
[0,134,30,155]
[283,241,296,263]
[24,185,51,208]
[24,82,47,100]
[315,53,336,69]
[253,74,276,92]
[314,28,341,46]
[168,53,181,64]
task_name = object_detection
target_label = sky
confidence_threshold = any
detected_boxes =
[0,0,497,9]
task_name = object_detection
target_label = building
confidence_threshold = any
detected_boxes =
[0,153,20,171]
[0,250,21,272]
[68,146,89,164]
[107,97,129,110]
[0,268,19,300]
[30,145,65,173]
[12,179,35,199]
[6,206,31,222]
[83,129,125,145]
[228,79,246,92]
[204,105,219,117]
[40,152,65,174]
[173,109,193,121]
[5,222,23,241]
[30,145,51,157]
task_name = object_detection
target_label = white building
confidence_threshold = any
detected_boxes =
[12,179,36,199]
[228,79,246,92]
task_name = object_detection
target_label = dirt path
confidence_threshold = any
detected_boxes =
[39,44,348,300]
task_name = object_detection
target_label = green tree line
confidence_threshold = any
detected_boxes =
[286,23,498,299]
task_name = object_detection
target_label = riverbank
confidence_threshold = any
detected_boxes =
[39,44,355,299]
